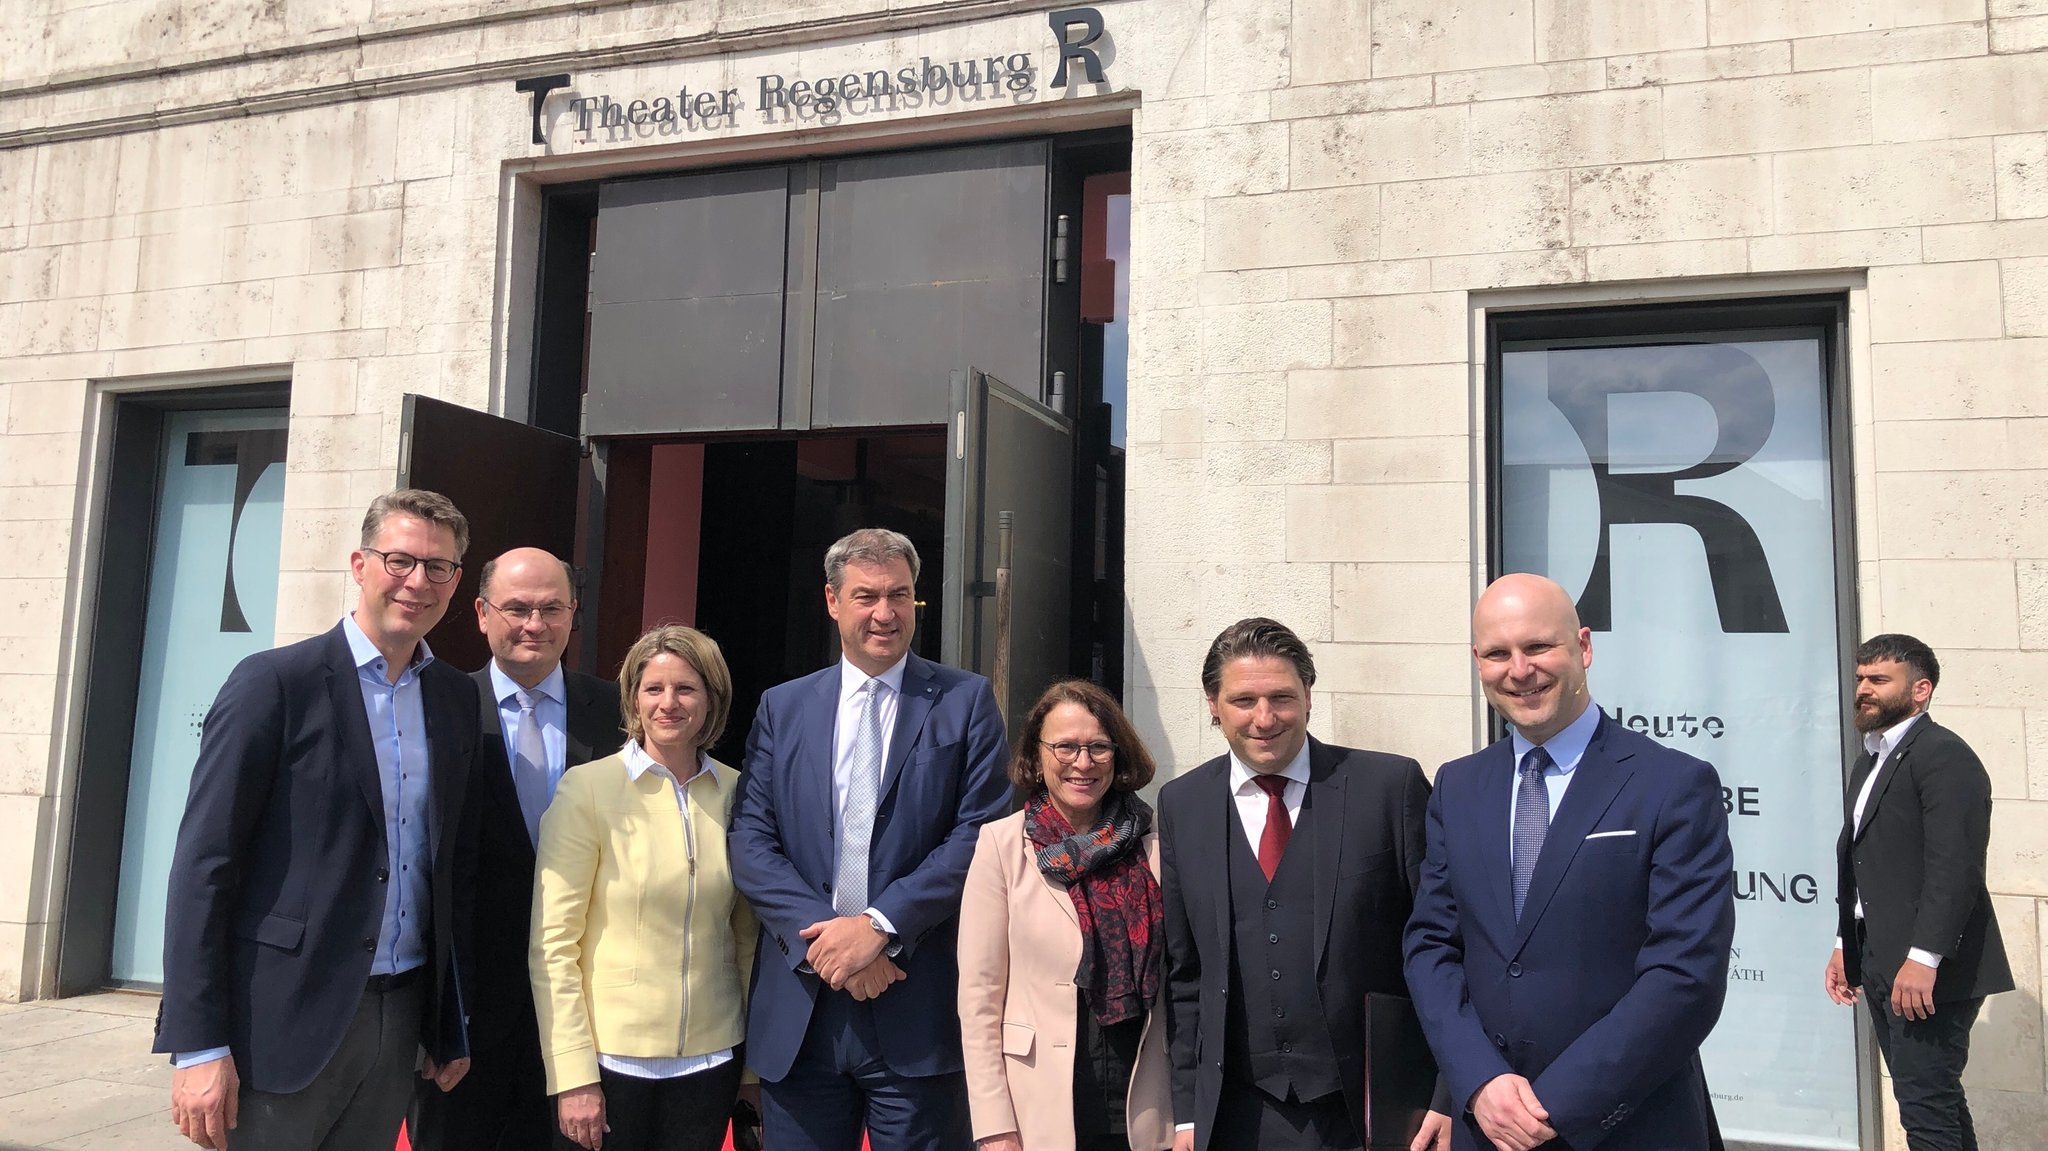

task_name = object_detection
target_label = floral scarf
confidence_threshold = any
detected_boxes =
[1025,789,1164,1026]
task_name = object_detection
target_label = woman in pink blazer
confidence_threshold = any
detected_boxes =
[959,679,1175,1151]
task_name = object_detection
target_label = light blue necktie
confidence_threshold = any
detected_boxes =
[513,688,551,847]
[833,679,885,916]
[1512,746,1553,920]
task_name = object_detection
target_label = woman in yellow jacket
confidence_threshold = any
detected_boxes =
[531,624,757,1151]
[958,679,1174,1151]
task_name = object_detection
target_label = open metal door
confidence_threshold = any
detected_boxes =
[942,369,1074,735]
[397,394,582,672]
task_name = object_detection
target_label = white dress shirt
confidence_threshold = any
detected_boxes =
[1841,712,1942,969]
[595,740,737,1080]
[1227,741,1312,856]
[832,655,907,937]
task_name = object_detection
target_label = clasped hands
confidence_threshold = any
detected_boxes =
[1472,1073,1555,1151]
[800,914,906,1000]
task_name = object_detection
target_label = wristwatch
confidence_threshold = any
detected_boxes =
[865,912,903,956]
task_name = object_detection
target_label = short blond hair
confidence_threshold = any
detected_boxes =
[616,625,733,751]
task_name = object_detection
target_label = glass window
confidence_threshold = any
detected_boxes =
[1493,301,1859,1150]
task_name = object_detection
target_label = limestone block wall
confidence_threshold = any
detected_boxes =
[0,1,2044,1143]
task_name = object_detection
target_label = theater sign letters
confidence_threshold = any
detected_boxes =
[513,8,1111,146]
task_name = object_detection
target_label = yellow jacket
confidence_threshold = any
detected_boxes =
[530,747,758,1094]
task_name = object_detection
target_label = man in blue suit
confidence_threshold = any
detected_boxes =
[730,527,1011,1151]
[154,489,480,1149]
[1404,574,1734,1151]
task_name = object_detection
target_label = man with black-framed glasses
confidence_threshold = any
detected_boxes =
[155,488,481,1150]
[411,547,625,1151]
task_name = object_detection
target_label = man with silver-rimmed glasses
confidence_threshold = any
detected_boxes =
[413,547,625,1151]
[156,489,480,1150]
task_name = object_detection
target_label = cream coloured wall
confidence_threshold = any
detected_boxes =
[2,1,2044,1143]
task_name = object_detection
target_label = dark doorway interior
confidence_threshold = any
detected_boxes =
[596,430,946,762]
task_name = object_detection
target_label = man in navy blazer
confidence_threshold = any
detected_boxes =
[730,527,1011,1151]
[1404,574,1735,1151]
[154,489,480,1150]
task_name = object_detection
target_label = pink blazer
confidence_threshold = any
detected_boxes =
[958,810,1174,1151]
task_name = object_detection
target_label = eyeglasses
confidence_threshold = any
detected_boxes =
[1040,740,1117,765]
[483,598,573,625]
[362,547,461,584]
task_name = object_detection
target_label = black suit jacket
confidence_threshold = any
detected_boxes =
[1158,737,1443,1151]
[154,624,478,1093]
[458,665,624,1056]
[1836,715,2014,1002]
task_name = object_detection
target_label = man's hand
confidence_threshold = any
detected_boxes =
[1411,1108,1453,1151]
[558,1083,607,1150]
[1891,958,1938,1021]
[420,1055,470,1092]
[977,1134,1024,1151]
[1471,1074,1556,1151]
[170,1057,239,1149]
[800,915,889,987]
[843,955,907,1001]
[1823,948,1860,1006]
[1172,1129,1196,1151]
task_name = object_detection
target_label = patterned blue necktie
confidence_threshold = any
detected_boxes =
[833,679,885,916]
[1512,746,1553,920]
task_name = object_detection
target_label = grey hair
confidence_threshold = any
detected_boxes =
[361,488,471,559]
[823,527,921,589]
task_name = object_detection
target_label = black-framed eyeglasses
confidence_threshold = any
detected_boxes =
[363,547,461,584]
[1040,740,1117,765]
[482,597,573,625]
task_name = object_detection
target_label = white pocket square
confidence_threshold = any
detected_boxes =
[1584,829,1637,840]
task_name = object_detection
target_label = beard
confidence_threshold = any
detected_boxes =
[1854,693,1916,734]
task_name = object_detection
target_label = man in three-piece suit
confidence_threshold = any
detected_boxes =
[1825,634,2012,1151]
[729,527,1011,1151]
[1159,617,1452,1151]
[411,548,624,1151]
[1404,574,1735,1151]
[155,489,480,1150]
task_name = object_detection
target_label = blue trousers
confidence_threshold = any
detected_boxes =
[759,990,970,1151]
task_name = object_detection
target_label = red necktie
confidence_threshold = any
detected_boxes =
[1254,774,1292,880]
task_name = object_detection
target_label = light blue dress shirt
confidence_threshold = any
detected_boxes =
[176,615,440,1070]
[489,660,570,800]
[342,612,436,977]
[1507,698,1603,855]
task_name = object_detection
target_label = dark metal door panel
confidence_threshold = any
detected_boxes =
[812,142,1050,429]
[397,394,582,672]
[942,369,1073,734]
[585,167,791,435]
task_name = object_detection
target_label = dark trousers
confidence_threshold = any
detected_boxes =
[1862,960,1985,1151]
[411,1030,553,1151]
[550,1061,743,1151]
[759,991,971,1151]
[1211,1083,1361,1151]
[228,977,422,1151]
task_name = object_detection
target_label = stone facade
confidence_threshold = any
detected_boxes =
[2,0,2045,1144]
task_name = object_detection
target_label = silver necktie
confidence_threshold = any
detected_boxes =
[833,679,884,916]
[513,688,550,847]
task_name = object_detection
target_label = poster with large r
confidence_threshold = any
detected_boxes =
[1498,328,1858,1149]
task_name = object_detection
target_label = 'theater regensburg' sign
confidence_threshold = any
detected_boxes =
[513,7,1110,146]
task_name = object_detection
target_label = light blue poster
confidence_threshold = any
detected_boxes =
[110,409,288,986]
[1499,334,1860,1149]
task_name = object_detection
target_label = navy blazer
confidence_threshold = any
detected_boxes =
[1404,714,1734,1151]
[728,652,1011,1082]
[153,623,478,1094]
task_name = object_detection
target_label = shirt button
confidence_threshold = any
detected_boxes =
[1280,1043,1292,1053]
[1268,933,1279,944]
[1272,1008,1284,1018]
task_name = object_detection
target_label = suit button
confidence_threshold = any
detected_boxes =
[1280,1043,1292,1053]
[1508,962,1523,977]
[1266,899,1277,910]
[1493,1033,1507,1048]
[377,868,389,883]
[1268,933,1280,944]
[1270,970,1281,981]
[823,882,833,893]
[363,938,376,952]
